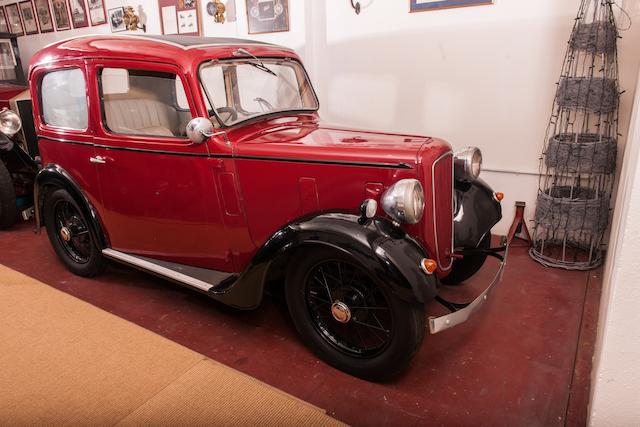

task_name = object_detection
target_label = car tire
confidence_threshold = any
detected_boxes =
[0,160,18,230]
[285,247,425,382]
[441,233,491,286]
[44,188,107,277]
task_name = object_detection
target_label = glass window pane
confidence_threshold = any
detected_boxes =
[100,68,192,138]
[41,68,87,130]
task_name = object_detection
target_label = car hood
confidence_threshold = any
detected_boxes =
[227,115,450,169]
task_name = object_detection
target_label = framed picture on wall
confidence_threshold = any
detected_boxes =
[409,0,493,13]
[245,0,288,34]
[19,1,39,34]
[34,0,54,32]
[0,39,18,80]
[5,4,24,35]
[68,0,89,28]
[108,7,125,32]
[87,0,106,25]
[158,0,200,35]
[0,8,10,33]
[51,0,71,30]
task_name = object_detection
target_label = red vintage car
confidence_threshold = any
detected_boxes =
[16,35,507,380]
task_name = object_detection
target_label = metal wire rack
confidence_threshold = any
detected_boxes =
[530,0,621,270]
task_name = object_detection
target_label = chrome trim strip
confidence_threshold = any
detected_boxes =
[102,248,214,292]
[431,151,454,270]
[428,240,509,334]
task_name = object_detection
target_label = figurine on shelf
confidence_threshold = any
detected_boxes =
[123,5,146,31]
[213,0,225,23]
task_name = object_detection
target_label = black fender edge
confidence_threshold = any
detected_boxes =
[34,164,108,248]
[226,212,439,308]
[453,178,502,249]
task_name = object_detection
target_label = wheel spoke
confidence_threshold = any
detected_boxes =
[351,319,390,334]
[318,267,333,301]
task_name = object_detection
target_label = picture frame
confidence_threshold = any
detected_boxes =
[18,1,39,34]
[33,0,54,32]
[0,39,18,81]
[158,0,200,35]
[409,0,493,13]
[108,6,125,32]
[87,0,106,25]
[5,3,24,36]
[51,0,71,30]
[68,0,89,28]
[0,7,10,33]
[245,0,288,34]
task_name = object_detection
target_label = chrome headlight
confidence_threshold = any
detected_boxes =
[380,179,425,224]
[0,108,22,137]
[454,147,482,181]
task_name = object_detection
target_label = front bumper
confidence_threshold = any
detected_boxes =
[428,236,509,334]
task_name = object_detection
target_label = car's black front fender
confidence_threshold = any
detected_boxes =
[234,213,438,307]
[453,178,502,249]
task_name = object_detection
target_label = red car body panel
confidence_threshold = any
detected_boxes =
[28,35,454,277]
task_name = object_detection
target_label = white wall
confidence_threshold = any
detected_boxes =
[305,0,640,235]
[589,65,640,426]
[4,0,640,235]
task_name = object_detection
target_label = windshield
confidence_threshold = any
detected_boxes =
[199,58,318,126]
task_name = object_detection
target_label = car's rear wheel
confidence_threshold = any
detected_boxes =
[285,247,425,382]
[442,233,491,285]
[44,188,106,277]
[0,160,18,230]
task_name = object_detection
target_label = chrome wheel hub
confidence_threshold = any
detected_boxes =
[60,226,72,242]
[331,301,352,323]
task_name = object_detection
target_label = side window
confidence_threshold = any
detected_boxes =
[99,67,192,138]
[41,68,88,130]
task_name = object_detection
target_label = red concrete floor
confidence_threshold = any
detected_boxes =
[0,222,601,427]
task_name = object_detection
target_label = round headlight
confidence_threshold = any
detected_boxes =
[454,147,482,181]
[0,108,22,137]
[380,179,425,224]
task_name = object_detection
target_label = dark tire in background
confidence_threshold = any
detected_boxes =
[0,160,17,230]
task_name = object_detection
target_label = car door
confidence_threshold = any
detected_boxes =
[89,60,232,272]
[31,62,103,220]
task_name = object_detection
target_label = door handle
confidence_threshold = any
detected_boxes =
[89,156,107,164]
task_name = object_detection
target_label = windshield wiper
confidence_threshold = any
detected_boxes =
[233,48,277,77]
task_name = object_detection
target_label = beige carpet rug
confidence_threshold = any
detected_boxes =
[0,264,344,426]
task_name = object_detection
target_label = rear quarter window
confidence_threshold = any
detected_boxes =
[41,68,88,130]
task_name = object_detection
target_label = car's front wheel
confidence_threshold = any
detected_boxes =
[44,188,106,277]
[285,247,425,382]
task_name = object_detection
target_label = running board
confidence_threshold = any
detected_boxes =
[102,249,235,293]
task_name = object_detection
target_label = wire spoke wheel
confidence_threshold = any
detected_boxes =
[304,260,393,358]
[52,200,91,264]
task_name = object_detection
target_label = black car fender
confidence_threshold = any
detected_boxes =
[453,178,502,249]
[235,212,439,306]
[34,164,108,248]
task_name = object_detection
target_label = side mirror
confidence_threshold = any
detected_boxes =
[186,117,215,145]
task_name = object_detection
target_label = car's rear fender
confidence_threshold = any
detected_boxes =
[34,164,108,248]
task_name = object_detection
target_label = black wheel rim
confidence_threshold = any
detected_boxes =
[53,200,92,264]
[304,260,393,358]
